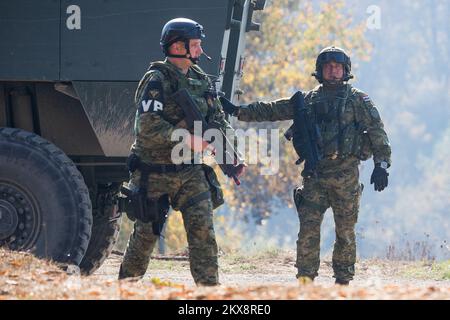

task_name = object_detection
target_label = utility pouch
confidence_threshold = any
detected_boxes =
[120,183,169,235]
[350,103,373,161]
[348,125,373,161]
[202,164,224,209]
[120,184,159,223]
[120,183,151,222]
[126,153,141,172]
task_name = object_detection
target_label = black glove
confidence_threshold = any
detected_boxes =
[370,164,389,192]
[219,96,239,116]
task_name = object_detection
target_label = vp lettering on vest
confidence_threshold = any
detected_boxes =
[141,100,164,113]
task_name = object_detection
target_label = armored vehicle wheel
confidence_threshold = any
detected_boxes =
[0,128,92,265]
[79,183,122,275]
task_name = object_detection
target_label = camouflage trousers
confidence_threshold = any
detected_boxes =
[119,165,219,286]
[294,157,363,281]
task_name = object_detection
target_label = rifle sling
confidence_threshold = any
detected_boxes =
[179,191,211,212]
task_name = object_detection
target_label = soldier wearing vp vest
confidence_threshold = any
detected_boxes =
[220,46,391,285]
[118,18,244,285]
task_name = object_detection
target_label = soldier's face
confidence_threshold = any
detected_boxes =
[322,61,344,81]
[188,39,203,59]
[170,40,203,57]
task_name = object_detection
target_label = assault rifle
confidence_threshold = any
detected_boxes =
[284,91,322,178]
[172,88,244,185]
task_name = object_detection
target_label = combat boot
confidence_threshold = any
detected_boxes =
[335,278,350,285]
[297,275,314,285]
[118,265,142,281]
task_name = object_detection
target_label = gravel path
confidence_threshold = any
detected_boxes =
[1,249,448,299]
[92,251,450,289]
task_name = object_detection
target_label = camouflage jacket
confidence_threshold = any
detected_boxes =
[237,84,391,166]
[131,59,235,164]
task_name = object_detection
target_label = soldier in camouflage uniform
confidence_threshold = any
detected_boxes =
[118,18,244,285]
[220,46,391,285]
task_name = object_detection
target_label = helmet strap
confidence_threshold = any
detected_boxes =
[314,66,354,85]
[165,40,199,64]
[323,74,353,85]
[323,80,345,88]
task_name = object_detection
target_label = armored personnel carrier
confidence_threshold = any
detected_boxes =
[0,0,264,274]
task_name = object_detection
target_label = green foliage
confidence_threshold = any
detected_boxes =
[226,0,372,222]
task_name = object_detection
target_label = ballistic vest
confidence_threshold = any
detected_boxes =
[140,60,218,125]
[305,84,372,161]
[132,60,220,163]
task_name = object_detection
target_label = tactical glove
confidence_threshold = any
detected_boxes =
[219,96,239,116]
[370,163,389,192]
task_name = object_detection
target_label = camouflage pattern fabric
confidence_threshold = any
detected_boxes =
[293,157,362,281]
[132,59,234,164]
[238,83,391,166]
[236,83,391,281]
[120,160,219,285]
[119,59,234,285]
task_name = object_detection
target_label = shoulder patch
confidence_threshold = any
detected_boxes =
[361,94,372,103]
[369,106,381,120]
[138,80,164,115]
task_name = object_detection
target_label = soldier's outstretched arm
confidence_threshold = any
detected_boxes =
[219,96,295,122]
[211,97,236,134]
[210,94,247,179]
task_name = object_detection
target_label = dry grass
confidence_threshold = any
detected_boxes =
[401,260,450,280]
[1,248,449,300]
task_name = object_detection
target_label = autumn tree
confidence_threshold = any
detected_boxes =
[222,0,372,223]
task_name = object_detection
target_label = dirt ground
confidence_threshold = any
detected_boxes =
[1,248,449,300]
[94,250,450,289]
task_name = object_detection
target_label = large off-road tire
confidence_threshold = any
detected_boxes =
[79,183,122,275]
[0,128,92,265]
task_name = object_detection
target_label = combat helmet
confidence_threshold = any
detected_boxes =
[160,18,205,63]
[312,46,353,84]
